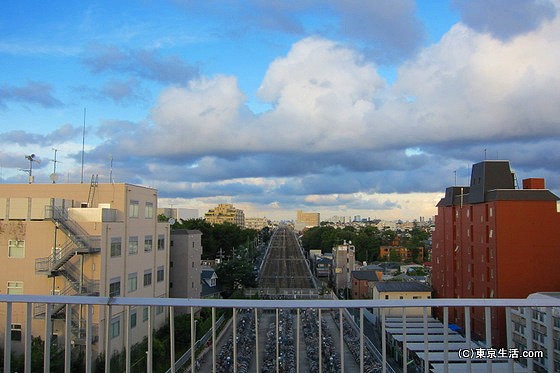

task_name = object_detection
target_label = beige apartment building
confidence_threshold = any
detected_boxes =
[0,182,170,358]
[204,203,245,227]
[295,210,320,230]
[244,217,269,231]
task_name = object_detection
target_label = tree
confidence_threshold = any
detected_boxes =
[216,256,257,297]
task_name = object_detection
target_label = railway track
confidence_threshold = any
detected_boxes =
[258,225,316,290]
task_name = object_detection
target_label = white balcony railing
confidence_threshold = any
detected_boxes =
[2,295,559,373]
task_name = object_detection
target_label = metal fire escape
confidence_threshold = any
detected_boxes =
[34,204,101,342]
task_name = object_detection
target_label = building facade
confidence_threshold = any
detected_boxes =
[510,292,560,372]
[169,229,202,314]
[204,203,245,228]
[373,281,433,317]
[0,183,170,357]
[295,210,320,230]
[244,217,269,231]
[331,241,355,295]
[432,160,560,346]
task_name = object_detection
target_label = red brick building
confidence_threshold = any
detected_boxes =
[432,160,560,346]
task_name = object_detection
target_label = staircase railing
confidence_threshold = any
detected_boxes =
[44,205,101,252]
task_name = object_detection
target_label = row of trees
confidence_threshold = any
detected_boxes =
[301,223,430,263]
[161,217,260,260]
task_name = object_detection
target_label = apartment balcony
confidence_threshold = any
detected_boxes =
[1,295,559,373]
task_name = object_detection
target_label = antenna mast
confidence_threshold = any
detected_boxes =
[81,108,86,184]
[50,148,61,184]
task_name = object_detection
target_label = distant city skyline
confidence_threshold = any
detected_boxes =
[2,1,560,221]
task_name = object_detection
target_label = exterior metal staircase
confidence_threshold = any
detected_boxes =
[35,206,100,274]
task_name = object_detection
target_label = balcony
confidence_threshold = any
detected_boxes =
[1,295,559,373]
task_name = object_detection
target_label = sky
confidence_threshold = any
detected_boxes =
[1,0,560,222]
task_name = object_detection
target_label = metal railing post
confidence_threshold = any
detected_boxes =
[25,302,32,373]
[233,308,237,373]
[125,306,131,373]
[381,307,386,373]
[191,306,195,373]
[86,304,93,373]
[276,308,280,372]
[212,307,216,373]
[44,303,52,373]
[339,308,344,373]
[296,308,300,373]
[360,307,364,372]
[318,308,322,373]
[170,306,175,373]
[65,304,72,372]
[105,305,111,373]
[4,302,12,373]
[254,307,260,373]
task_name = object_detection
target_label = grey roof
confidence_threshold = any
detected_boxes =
[360,264,383,271]
[171,229,202,235]
[351,271,378,281]
[437,161,558,207]
[374,281,432,293]
[201,268,217,280]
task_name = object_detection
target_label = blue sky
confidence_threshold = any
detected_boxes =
[1,0,560,221]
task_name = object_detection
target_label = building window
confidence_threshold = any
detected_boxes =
[145,202,154,219]
[7,281,23,294]
[110,317,120,339]
[8,240,25,258]
[157,235,165,251]
[110,238,122,257]
[143,270,152,287]
[157,266,164,282]
[128,273,137,293]
[143,307,149,322]
[144,236,153,252]
[109,278,121,297]
[130,309,137,329]
[156,305,164,315]
[11,324,22,341]
[129,200,139,218]
[128,236,138,255]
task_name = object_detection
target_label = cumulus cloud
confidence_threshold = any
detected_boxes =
[84,17,560,208]
[83,44,199,84]
[452,0,557,41]
[0,81,63,108]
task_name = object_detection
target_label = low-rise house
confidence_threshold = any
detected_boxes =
[351,270,380,299]
[201,267,222,299]
[373,281,433,317]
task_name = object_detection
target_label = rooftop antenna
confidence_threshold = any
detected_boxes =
[50,148,61,184]
[484,148,487,160]
[454,170,457,186]
[109,154,113,184]
[81,108,86,184]
[23,154,41,184]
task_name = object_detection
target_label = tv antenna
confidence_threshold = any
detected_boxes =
[23,154,41,184]
[50,148,62,183]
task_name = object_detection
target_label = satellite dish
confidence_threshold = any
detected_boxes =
[168,218,176,225]
[50,173,59,183]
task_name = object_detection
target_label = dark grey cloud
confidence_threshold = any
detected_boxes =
[332,0,426,62]
[83,45,199,84]
[101,79,147,104]
[452,0,557,41]
[0,81,63,108]
[0,124,81,147]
